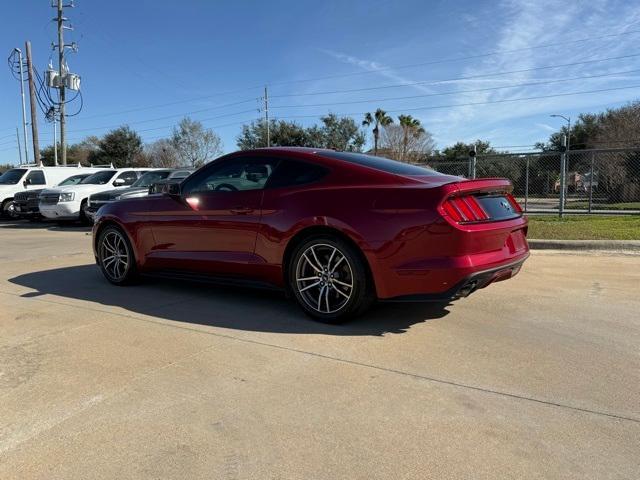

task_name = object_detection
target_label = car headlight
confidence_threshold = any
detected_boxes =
[59,192,75,202]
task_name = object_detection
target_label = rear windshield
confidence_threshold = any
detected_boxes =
[0,169,27,185]
[322,151,443,176]
[80,170,116,185]
[132,170,172,188]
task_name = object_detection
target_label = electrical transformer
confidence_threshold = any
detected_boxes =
[64,73,81,91]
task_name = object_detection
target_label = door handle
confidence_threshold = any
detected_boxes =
[230,206,254,214]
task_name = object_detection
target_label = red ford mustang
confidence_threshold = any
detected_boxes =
[93,147,529,322]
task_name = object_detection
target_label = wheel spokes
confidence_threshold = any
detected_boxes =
[300,280,321,292]
[102,232,128,281]
[302,253,322,273]
[296,243,354,314]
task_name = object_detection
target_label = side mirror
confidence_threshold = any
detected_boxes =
[23,180,29,188]
[113,178,126,186]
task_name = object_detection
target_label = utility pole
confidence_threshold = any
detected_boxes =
[56,0,67,165]
[53,114,58,166]
[16,127,23,164]
[25,41,41,165]
[13,48,29,164]
[264,86,270,147]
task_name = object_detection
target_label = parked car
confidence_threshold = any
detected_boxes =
[13,173,93,220]
[92,148,529,323]
[0,164,108,218]
[85,168,192,222]
[40,168,153,223]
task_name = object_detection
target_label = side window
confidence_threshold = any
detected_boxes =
[117,171,138,186]
[183,158,278,195]
[267,160,329,189]
[26,170,46,185]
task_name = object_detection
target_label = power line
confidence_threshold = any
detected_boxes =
[51,108,258,135]
[50,118,255,145]
[270,53,640,99]
[31,56,640,139]
[268,84,640,118]
[79,91,261,120]
[266,28,640,88]
[270,68,640,109]
[36,35,640,124]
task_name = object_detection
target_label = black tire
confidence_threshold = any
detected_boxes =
[288,235,375,323]
[1,199,16,219]
[97,225,138,285]
[79,199,91,225]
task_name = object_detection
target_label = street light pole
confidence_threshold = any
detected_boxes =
[550,114,571,219]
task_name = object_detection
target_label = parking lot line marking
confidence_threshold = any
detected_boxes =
[1,288,638,425]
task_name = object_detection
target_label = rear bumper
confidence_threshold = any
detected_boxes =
[382,253,528,302]
[369,217,530,299]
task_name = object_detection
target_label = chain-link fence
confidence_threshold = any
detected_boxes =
[419,148,640,215]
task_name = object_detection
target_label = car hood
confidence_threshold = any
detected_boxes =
[93,186,148,200]
[46,184,120,196]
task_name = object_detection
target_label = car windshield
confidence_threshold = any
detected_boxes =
[322,151,445,176]
[59,174,90,186]
[80,170,116,185]
[0,169,27,185]
[132,171,171,188]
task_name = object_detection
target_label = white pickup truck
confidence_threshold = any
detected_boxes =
[39,168,154,223]
[0,164,106,218]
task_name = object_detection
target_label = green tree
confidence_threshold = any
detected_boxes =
[236,116,365,151]
[440,140,496,160]
[316,114,365,151]
[535,113,601,151]
[90,126,143,168]
[40,136,101,166]
[398,115,425,161]
[362,108,393,156]
[171,117,223,168]
[236,119,310,149]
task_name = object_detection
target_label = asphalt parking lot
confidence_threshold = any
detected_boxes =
[0,220,638,479]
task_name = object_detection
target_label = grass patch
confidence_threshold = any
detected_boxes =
[568,201,640,211]
[526,215,640,240]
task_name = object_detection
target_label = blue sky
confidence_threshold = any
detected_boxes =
[1,0,640,164]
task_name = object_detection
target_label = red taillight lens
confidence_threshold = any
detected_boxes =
[442,195,490,223]
[506,193,523,214]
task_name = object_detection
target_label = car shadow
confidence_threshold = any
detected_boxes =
[0,219,91,232]
[10,264,451,336]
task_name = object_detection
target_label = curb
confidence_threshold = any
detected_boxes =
[528,239,640,251]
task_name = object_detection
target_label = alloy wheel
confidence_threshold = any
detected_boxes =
[295,243,354,314]
[100,230,130,282]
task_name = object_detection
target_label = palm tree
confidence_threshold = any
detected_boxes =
[362,108,393,156]
[398,114,425,162]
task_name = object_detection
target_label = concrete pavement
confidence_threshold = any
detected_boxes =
[0,220,638,479]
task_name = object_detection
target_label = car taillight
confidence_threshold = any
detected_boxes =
[505,193,523,214]
[442,195,490,223]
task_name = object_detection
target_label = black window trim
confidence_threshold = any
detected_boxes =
[264,157,330,190]
[181,155,282,196]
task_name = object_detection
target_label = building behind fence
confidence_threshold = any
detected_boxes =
[418,148,640,214]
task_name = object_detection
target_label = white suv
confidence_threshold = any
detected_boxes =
[0,164,106,218]
[39,168,153,223]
